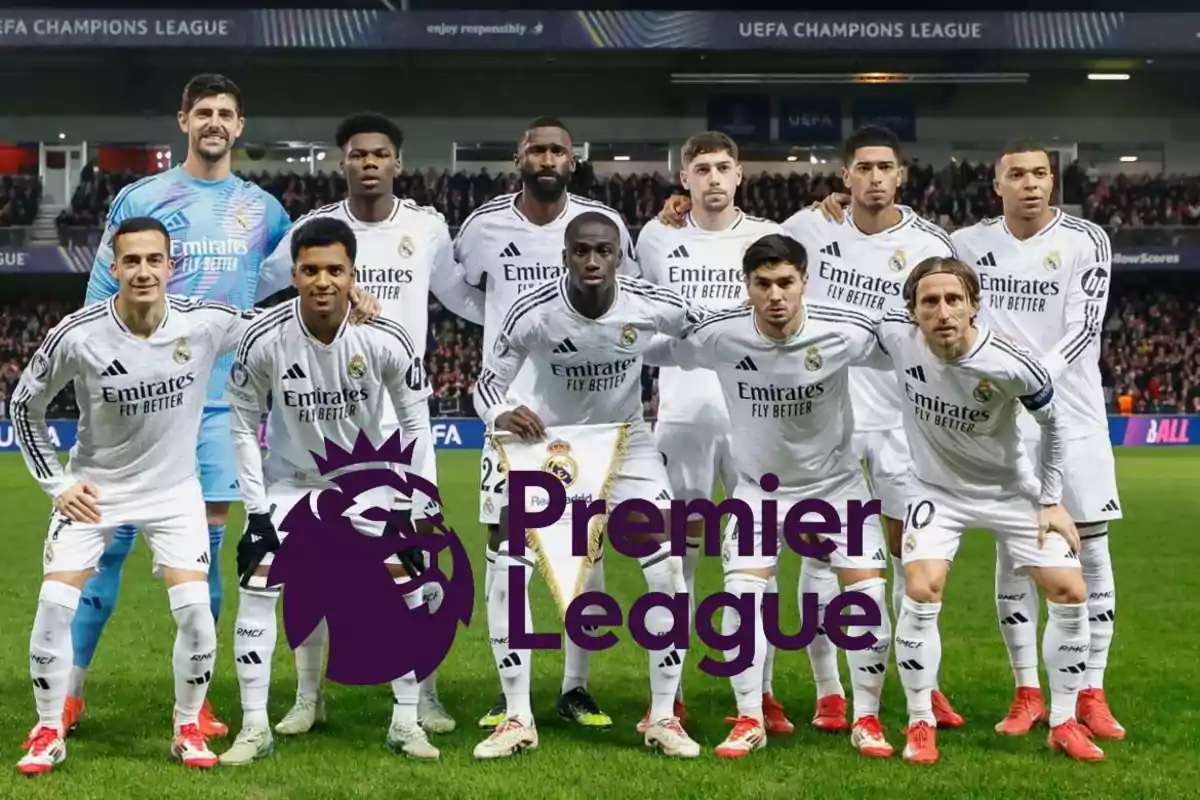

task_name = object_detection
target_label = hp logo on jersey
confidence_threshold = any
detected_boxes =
[1080,267,1109,298]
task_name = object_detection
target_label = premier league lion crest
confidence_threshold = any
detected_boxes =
[542,439,578,487]
[267,431,474,686]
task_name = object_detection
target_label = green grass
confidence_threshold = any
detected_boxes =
[1,448,1198,799]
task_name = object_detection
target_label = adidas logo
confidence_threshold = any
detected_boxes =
[1090,609,1115,623]
[283,363,307,380]
[196,552,209,565]
[976,252,997,267]
[898,659,925,671]
[735,356,758,371]
[499,652,522,670]
[819,242,842,258]
[1102,498,1120,513]
[100,359,128,377]
[905,365,927,382]
[871,548,885,562]
[236,652,262,665]
[655,489,672,502]
[1000,611,1029,626]
[500,242,521,258]
[552,339,579,354]
[858,663,887,675]
[1058,661,1086,675]
[658,650,682,669]
[666,245,690,259]
[186,670,212,686]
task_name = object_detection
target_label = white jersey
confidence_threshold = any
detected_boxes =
[255,197,485,359]
[647,301,884,491]
[637,209,784,425]
[224,298,431,515]
[473,275,702,428]
[10,295,254,502]
[783,206,955,431]
[455,192,639,409]
[876,310,1065,504]
[951,209,1111,439]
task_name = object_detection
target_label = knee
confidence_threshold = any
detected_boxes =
[205,503,230,528]
[905,567,944,604]
[1043,575,1087,605]
[487,523,504,554]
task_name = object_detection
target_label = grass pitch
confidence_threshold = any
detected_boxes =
[0,448,1198,799]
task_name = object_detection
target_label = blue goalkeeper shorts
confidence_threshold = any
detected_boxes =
[197,406,241,504]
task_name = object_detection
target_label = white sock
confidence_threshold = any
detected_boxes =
[639,547,688,723]
[67,667,87,701]
[844,577,891,722]
[762,573,778,696]
[169,581,218,729]
[563,555,604,695]
[490,550,534,723]
[30,581,81,735]
[294,619,327,702]
[233,588,279,730]
[676,540,699,703]
[895,596,942,726]
[723,573,767,722]
[1080,529,1115,691]
[1044,601,1090,727]
[995,545,1041,689]
[800,557,844,699]
[389,578,424,726]
[418,582,444,699]
[484,547,502,695]
[890,553,906,622]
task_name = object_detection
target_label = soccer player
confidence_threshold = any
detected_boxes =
[471,211,703,759]
[220,216,437,764]
[951,142,1123,740]
[70,73,292,738]
[254,112,485,737]
[875,256,1102,764]
[645,233,895,759]
[636,132,792,734]
[10,216,262,774]
[659,125,964,733]
[456,117,638,730]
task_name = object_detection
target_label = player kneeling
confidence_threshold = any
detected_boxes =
[219,217,439,764]
[10,217,263,774]
[875,257,1103,764]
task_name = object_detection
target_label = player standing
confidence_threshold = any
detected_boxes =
[220,216,438,764]
[471,212,703,759]
[874,256,1103,764]
[254,113,484,737]
[456,117,638,730]
[70,73,292,738]
[646,233,895,759]
[10,217,261,774]
[636,131,792,735]
[951,143,1123,740]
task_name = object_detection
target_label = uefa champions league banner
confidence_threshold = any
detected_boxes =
[1,10,1200,51]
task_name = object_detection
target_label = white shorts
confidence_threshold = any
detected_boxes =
[852,428,913,521]
[1023,432,1122,524]
[900,479,1079,571]
[655,418,737,504]
[721,474,888,574]
[41,478,209,576]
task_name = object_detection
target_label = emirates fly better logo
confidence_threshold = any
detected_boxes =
[268,431,473,685]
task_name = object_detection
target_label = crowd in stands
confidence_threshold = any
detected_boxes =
[0,176,41,228]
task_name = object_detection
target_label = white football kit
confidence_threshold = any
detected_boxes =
[646,301,888,573]
[256,198,484,514]
[952,210,1120,524]
[10,295,256,575]
[473,275,702,518]
[453,192,639,524]
[783,206,955,520]
[224,299,433,584]
[874,311,1072,569]
[637,210,783,505]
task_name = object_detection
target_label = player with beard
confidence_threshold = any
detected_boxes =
[255,113,484,738]
[455,117,638,731]
[951,143,1123,742]
[636,132,792,736]
[658,126,963,748]
[473,212,704,759]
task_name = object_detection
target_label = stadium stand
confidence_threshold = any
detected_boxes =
[0,176,41,229]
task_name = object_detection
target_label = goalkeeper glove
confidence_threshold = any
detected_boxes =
[237,510,280,587]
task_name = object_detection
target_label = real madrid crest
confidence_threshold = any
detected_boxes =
[234,208,248,229]
[973,378,996,404]
[804,347,823,371]
[889,248,907,273]
[399,235,415,259]
[1044,250,1061,272]
[620,323,638,347]
[172,338,191,364]
[904,533,916,554]
[348,353,366,380]
[542,439,578,487]
[30,351,49,380]
[231,360,249,388]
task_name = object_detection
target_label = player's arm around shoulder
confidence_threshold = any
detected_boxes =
[810,301,891,370]
[426,210,486,326]
[474,307,535,427]
[1041,219,1111,381]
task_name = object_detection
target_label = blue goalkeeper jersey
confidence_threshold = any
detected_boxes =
[84,166,292,408]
